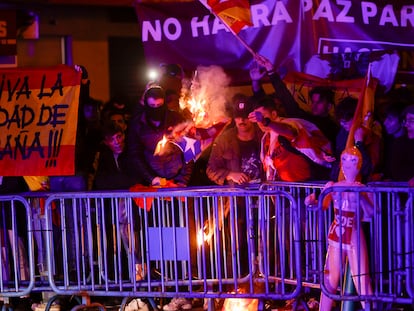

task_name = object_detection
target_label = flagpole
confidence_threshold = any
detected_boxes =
[198,0,256,57]
[345,63,372,149]
[338,63,372,181]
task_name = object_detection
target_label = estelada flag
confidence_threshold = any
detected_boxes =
[173,120,230,163]
[206,0,253,34]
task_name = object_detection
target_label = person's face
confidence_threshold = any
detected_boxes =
[341,152,360,180]
[383,114,401,135]
[339,118,352,132]
[145,96,167,123]
[404,112,414,137]
[234,116,254,133]
[104,131,125,155]
[147,97,165,108]
[110,114,127,131]
[311,93,331,116]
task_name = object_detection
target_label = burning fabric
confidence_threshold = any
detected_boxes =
[154,65,232,163]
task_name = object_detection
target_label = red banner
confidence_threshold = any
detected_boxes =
[0,65,81,176]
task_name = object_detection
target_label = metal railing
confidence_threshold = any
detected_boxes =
[0,183,413,310]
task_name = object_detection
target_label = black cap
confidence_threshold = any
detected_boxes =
[233,100,254,118]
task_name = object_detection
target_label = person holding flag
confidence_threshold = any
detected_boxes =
[127,85,194,188]
[248,96,333,182]
[250,53,340,149]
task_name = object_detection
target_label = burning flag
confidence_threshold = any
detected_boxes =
[170,121,230,163]
[155,65,231,163]
[205,0,253,34]
[174,136,202,163]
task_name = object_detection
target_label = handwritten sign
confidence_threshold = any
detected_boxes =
[0,65,81,176]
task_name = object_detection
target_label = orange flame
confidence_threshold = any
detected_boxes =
[189,97,207,126]
[197,223,213,246]
[154,135,168,155]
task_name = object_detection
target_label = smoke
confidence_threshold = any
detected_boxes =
[180,65,231,127]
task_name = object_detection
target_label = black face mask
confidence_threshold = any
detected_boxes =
[145,103,167,123]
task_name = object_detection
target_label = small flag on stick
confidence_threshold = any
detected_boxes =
[200,0,255,55]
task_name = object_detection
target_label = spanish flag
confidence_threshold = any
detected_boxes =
[206,0,253,34]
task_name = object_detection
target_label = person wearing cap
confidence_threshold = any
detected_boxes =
[207,93,264,186]
[206,93,263,291]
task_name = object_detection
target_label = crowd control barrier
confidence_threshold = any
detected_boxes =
[0,195,36,304]
[0,183,413,311]
[316,185,414,309]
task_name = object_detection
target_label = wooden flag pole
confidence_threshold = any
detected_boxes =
[198,0,256,57]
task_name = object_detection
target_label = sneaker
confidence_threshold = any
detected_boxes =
[163,297,192,311]
[307,298,319,310]
[124,298,149,311]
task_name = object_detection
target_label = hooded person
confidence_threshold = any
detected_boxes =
[142,85,169,125]
[127,85,194,187]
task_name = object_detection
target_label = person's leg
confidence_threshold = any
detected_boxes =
[118,198,145,281]
[49,175,87,277]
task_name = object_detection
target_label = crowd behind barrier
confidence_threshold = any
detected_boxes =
[0,182,413,311]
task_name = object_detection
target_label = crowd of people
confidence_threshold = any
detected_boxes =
[1,56,414,310]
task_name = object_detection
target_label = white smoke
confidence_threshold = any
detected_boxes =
[180,65,232,127]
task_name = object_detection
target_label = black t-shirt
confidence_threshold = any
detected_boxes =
[238,138,263,182]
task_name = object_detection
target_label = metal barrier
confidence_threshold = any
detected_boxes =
[260,182,327,289]
[42,187,302,303]
[317,185,414,309]
[0,183,413,310]
[0,195,35,299]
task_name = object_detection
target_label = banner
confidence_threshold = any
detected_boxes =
[0,65,81,176]
[135,0,414,84]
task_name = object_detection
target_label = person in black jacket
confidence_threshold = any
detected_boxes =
[93,123,136,190]
[127,85,193,187]
[93,123,144,281]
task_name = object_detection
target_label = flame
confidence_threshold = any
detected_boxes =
[197,223,213,246]
[188,97,207,126]
[154,135,168,155]
[222,297,259,311]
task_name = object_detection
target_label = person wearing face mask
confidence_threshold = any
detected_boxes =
[127,85,193,187]
[127,85,195,311]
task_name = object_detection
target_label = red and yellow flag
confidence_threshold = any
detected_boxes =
[0,65,81,176]
[206,0,253,34]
